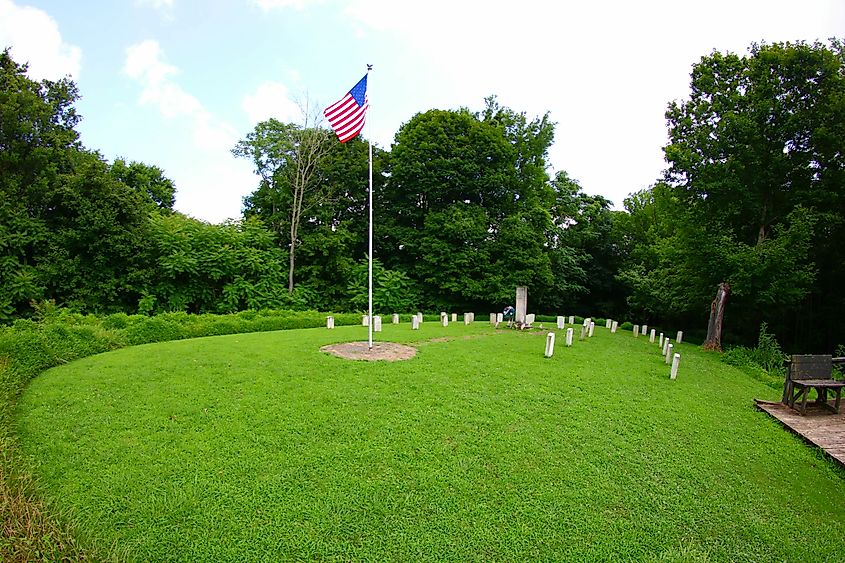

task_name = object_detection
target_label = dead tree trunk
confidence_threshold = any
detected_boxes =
[703,282,731,351]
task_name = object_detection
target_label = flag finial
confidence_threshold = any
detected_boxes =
[367,64,373,71]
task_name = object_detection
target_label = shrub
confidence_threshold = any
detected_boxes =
[101,312,131,330]
[124,316,189,345]
[721,323,787,389]
[620,322,633,331]
[754,322,786,374]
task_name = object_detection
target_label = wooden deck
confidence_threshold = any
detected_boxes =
[756,399,845,466]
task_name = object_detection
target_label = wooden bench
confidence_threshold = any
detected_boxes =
[781,355,845,415]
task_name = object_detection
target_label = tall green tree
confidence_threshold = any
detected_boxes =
[0,50,157,317]
[383,101,564,311]
[547,171,621,316]
[241,133,381,310]
[660,40,845,349]
[233,110,332,294]
[0,49,80,318]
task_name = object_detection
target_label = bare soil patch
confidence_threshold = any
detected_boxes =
[321,341,417,361]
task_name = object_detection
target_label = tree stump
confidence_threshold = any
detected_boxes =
[703,282,731,351]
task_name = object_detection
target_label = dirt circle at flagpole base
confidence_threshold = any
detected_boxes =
[321,341,417,361]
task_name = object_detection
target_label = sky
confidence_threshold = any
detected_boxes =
[2,0,844,223]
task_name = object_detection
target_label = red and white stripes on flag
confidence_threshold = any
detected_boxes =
[324,74,368,143]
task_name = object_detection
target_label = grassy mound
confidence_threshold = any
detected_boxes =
[14,322,845,561]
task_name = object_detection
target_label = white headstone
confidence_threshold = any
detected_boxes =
[557,316,565,329]
[580,326,587,340]
[374,315,382,332]
[392,313,399,324]
[670,353,681,379]
[451,313,457,322]
[568,315,575,325]
[649,329,656,343]
[588,322,595,337]
[642,324,648,336]
[662,338,670,356]
[440,311,447,321]
[566,327,574,346]
[676,330,684,344]
[525,313,535,325]
[327,316,334,329]
[605,319,612,329]
[611,321,618,333]
[659,333,664,347]
[634,325,639,337]
[418,312,424,323]
[583,317,591,327]
[442,316,449,327]
[545,332,555,358]
[496,312,503,323]
[362,315,369,326]
[490,312,497,324]
[412,315,420,330]
[665,343,674,364]
[464,314,471,325]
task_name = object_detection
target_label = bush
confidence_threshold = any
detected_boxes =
[754,322,786,374]
[124,316,189,345]
[620,322,633,331]
[721,323,787,389]
[101,312,131,330]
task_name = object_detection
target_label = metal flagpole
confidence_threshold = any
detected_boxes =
[367,64,373,350]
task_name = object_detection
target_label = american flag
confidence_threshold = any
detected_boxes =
[324,74,368,143]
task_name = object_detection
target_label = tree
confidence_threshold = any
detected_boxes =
[0,49,80,318]
[233,103,332,293]
[109,158,176,210]
[703,282,731,351]
[142,213,292,314]
[383,102,565,311]
[0,49,159,317]
[548,171,621,316]
[661,40,844,349]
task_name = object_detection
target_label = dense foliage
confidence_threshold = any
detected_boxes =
[618,40,845,351]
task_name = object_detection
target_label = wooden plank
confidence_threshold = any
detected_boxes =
[755,399,845,468]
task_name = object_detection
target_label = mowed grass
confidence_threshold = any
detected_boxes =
[13,322,845,561]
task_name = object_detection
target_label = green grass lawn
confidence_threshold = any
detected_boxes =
[13,322,845,561]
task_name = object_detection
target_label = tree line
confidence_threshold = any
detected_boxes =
[2,40,843,352]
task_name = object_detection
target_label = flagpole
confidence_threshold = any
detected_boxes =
[367,64,373,350]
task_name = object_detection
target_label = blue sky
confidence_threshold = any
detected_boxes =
[2,0,844,222]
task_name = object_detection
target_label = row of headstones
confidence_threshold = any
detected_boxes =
[325,312,479,331]
[629,323,684,345]
[656,330,682,380]
[328,312,682,377]
[540,317,684,380]
[623,323,685,380]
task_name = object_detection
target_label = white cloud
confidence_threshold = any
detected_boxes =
[242,81,301,124]
[123,40,238,152]
[123,40,256,222]
[0,0,81,80]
